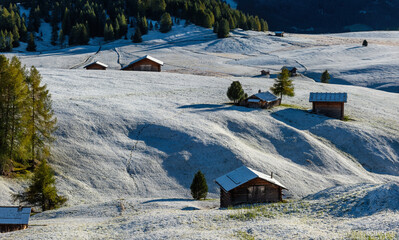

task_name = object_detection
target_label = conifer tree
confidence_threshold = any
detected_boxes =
[270,68,295,100]
[227,81,245,104]
[26,33,36,52]
[213,21,219,33]
[160,13,172,33]
[132,27,142,43]
[217,19,229,38]
[59,29,65,48]
[321,70,331,83]
[139,16,148,35]
[12,25,20,47]
[0,31,6,51]
[25,66,57,162]
[190,170,208,200]
[13,160,67,211]
[362,39,368,47]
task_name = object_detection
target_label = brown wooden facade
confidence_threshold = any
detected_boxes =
[312,102,345,120]
[0,224,28,233]
[122,58,162,72]
[240,97,281,109]
[220,177,283,208]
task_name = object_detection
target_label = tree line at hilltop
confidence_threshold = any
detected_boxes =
[0,0,268,52]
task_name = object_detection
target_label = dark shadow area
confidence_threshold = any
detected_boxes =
[128,124,244,193]
[271,108,328,131]
[177,103,261,113]
[142,198,193,204]
[182,207,200,211]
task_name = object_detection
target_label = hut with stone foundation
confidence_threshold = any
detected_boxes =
[215,166,287,208]
[309,92,347,120]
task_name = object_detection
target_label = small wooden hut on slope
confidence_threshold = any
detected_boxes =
[0,206,31,232]
[215,166,287,208]
[84,61,108,70]
[309,92,347,120]
[240,90,281,109]
[121,55,163,72]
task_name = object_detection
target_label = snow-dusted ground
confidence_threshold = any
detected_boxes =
[1,24,399,239]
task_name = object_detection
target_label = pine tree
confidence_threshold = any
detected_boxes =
[227,81,245,104]
[25,66,57,162]
[190,170,208,200]
[270,68,295,100]
[13,160,67,211]
[362,39,368,47]
[213,21,219,33]
[132,27,142,43]
[217,19,229,38]
[51,24,58,46]
[59,30,65,48]
[104,23,114,41]
[26,33,36,52]
[139,16,148,35]
[0,31,6,52]
[321,70,331,83]
[159,13,172,33]
[12,25,20,47]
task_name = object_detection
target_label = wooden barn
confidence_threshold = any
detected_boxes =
[84,61,108,70]
[281,66,297,77]
[121,55,163,72]
[0,206,31,233]
[240,90,281,109]
[215,166,287,208]
[309,92,348,120]
[275,31,284,37]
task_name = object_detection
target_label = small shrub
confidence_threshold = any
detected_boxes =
[362,40,368,47]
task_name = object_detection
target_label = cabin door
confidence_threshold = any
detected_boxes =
[247,186,266,203]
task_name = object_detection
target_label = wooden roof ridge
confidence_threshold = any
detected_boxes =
[122,55,164,69]
[84,61,108,68]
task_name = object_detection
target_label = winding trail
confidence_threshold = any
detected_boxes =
[69,44,102,69]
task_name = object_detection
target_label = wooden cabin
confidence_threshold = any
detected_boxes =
[240,90,281,109]
[0,206,31,233]
[309,92,347,120]
[281,66,297,77]
[260,70,270,76]
[275,31,284,37]
[215,166,287,208]
[121,55,163,72]
[84,61,108,70]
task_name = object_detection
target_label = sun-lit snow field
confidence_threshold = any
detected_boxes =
[1,23,399,239]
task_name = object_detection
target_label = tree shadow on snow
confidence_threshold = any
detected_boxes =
[177,103,260,113]
[142,198,194,204]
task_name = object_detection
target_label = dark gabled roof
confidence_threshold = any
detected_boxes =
[309,92,348,103]
[84,61,108,68]
[0,206,31,225]
[121,55,164,70]
[215,166,287,192]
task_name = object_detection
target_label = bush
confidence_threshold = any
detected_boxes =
[190,170,208,200]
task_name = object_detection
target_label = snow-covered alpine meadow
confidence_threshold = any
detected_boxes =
[1,23,399,239]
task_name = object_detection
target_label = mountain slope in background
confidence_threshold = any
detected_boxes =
[237,0,399,33]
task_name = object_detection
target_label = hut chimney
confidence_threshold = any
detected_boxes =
[270,172,273,178]
[258,89,261,93]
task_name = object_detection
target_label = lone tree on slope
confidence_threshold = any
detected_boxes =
[227,81,245,104]
[362,39,368,47]
[14,160,67,211]
[321,70,331,83]
[26,33,36,52]
[190,170,208,200]
[132,28,142,43]
[270,68,294,100]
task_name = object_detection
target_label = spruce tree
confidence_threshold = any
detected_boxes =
[218,19,229,38]
[26,32,36,52]
[213,21,219,33]
[13,160,67,211]
[227,81,245,104]
[270,68,295,100]
[132,27,142,43]
[190,170,208,200]
[12,25,20,47]
[25,66,57,162]
[362,39,368,47]
[160,13,172,33]
[321,70,331,83]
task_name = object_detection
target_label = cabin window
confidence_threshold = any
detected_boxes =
[247,185,266,203]
[140,65,152,71]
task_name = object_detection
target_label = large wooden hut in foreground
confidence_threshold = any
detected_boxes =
[309,92,347,120]
[240,90,281,109]
[121,55,163,72]
[0,206,31,233]
[215,166,287,208]
[84,61,108,70]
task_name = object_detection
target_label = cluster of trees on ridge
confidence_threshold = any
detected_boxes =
[0,54,65,211]
[0,0,268,52]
